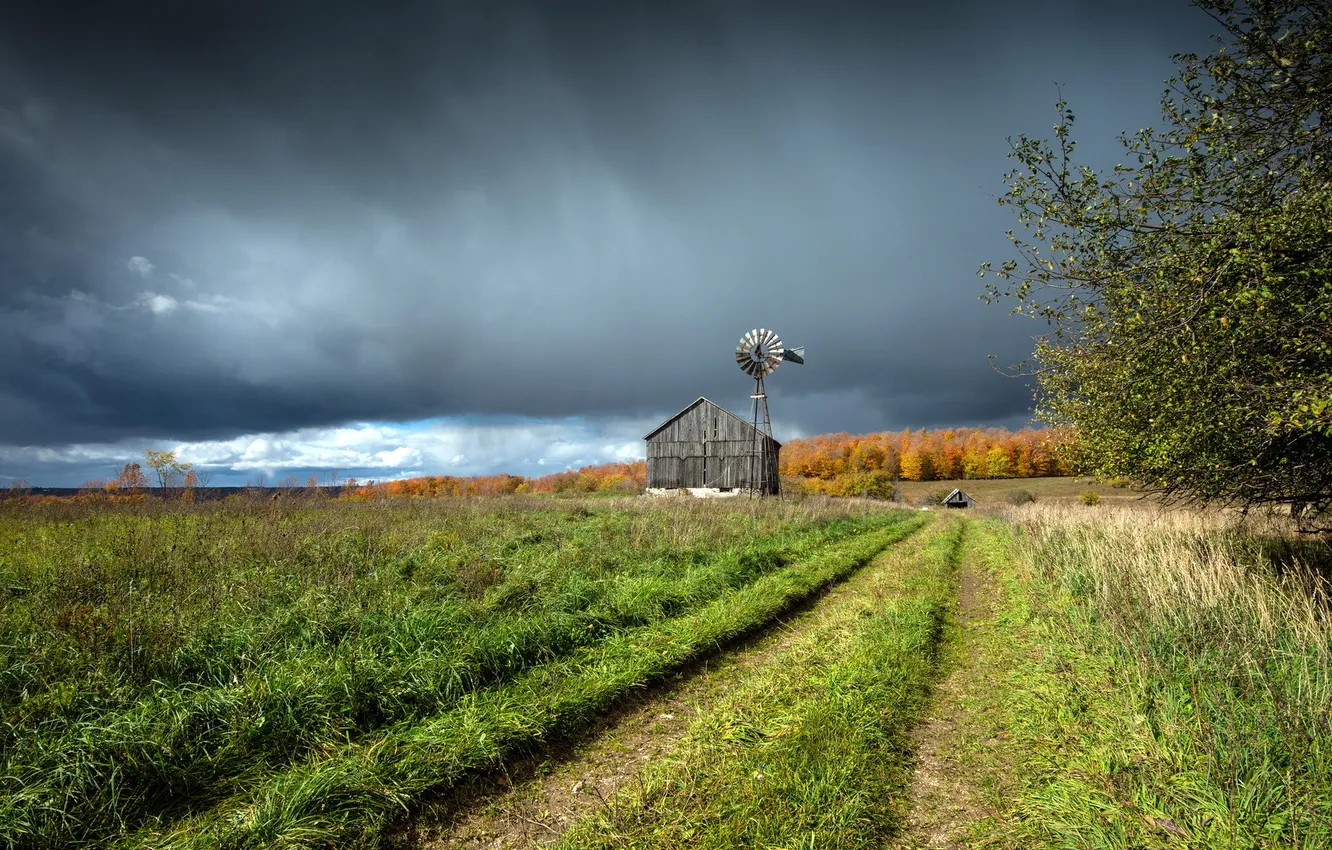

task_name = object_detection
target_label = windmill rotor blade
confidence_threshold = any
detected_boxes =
[737,328,797,377]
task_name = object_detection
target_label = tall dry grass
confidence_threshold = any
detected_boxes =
[1001,502,1332,847]
[1009,504,1332,660]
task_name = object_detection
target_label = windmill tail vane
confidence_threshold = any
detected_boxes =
[734,328,803,496]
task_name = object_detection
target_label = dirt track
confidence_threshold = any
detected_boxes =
[401,516,999,849]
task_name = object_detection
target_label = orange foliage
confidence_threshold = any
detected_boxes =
[17,476,146,504]
[11,429,1075,508]
[350,461,647,499]
[346,429,1072,502]
[528,461,646,494]
[181,469,198,502]
[106,463,149,495]
[780,427,1077,483]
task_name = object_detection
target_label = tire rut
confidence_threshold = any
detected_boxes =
[395,518,946,850]
[892,521,1004,849]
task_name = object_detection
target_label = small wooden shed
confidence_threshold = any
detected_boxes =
[942,488,976,509]
[644,397,780,494]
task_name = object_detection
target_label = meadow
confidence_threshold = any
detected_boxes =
[0,495,920,848]
[2,489,1330,849]
[978,503,1332,848]
[540,502,1332,849]
[892,475,1134,506]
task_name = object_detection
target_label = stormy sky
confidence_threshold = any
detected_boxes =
[1,0,1217,485]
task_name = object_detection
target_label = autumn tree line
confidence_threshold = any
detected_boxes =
[782,427,1075,481]
[348,462,648,498]
[5,428,1077,503]
[351,428,1076,500]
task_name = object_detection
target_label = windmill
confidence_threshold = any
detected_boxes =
[735,328,804,495]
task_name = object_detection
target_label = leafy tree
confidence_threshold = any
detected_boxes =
[899,448,931,481]
[984,446,1014,479]
[981,0,1332,515]
[109,463,148,494]
[839,470,897,499]
[180,469,198,502]
[143,449,193,491]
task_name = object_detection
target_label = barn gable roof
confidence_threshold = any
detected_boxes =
[643,397,781,446]
[942,488,976,504]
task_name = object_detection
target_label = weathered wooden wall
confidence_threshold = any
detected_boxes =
[645,399,780,493]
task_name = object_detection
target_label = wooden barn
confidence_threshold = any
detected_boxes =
[942,488,977,508]
[644,397,780,494]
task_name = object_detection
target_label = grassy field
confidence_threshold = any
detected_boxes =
[3,491,1329,848]
[556,515,965,849]
[546,505,1332,849]
[0,495,920,849]
[954,505,1332,849]
[893,475,1139,507]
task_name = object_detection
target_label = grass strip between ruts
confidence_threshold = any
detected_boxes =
[126,514,928,849]
[554,515,965,849]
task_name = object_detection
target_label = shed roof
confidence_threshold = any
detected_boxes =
[643,397,781,446]
[942,488,976,504]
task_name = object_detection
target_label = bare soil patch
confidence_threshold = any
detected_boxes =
[891,551,1011,849]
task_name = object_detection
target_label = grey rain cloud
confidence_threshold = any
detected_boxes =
[0,1,1216,482]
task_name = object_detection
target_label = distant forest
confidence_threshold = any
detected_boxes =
[331,427,1075,498]
[331,428,1076,498]
[6,428,1077,502]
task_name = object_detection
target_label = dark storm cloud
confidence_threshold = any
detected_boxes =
[0,0,1216,449]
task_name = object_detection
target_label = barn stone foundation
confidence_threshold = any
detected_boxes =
[645,487,743,498]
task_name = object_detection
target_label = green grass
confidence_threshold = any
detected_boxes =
[555,515,964,849]
[0,496,919,849]
[962,506,1332,849]
[14,492,1318,850]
